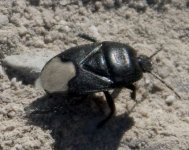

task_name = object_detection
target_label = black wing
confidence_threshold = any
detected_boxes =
[59,43,113,94]
[68,69,113,94]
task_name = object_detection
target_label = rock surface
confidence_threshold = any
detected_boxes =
[0,0,189,150]
[2,51,56,84]
[0,15,9,28]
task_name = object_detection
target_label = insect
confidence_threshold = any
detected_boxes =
[39,34,181,127]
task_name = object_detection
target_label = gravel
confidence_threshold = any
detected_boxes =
[0,0,189,150]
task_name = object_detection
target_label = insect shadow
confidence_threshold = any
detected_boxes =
[26,94,134,150]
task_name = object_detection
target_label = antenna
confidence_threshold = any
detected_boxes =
[150,72,181,99]
[149,44,181,99]
[149,49,162,59]
[78,33,97,43]
[149,45,163,59]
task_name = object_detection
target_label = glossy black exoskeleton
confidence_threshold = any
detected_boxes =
[39,34,180,127]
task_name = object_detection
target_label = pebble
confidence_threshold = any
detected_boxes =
[103,0,115,8]
[145,78,162,93]
[42,9,55,29]
[89,25,100,39]
[95,1,103,11]
[10,77,23,90]
[0,108,6,115]
[0,65,5,77]
[31,37,45,48]
[158,66,173,79]
[11,77,17,87]
[11,144,23,150]
[165,95,176,106]
[0,15,9,27]
[35,16,44,26]
[125,11,132,19]
[183,117,189,123]
[48,30,60,42]
[18,26,28,36]
[4,126,15,132]
[7,110,16,118]
[10,13,21,27]
[44,35,53,43]
[64,25,71,32]
[129,1,147,12]
[137,2,147,12]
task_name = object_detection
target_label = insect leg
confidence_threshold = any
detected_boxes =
[78,33,98,43]
[97,91,115,128]
[126,84,136,101]
[111,88,122,99]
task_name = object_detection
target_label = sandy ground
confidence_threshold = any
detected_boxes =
[0,0,189,150]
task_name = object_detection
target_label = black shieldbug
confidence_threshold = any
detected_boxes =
[39,34,181,127]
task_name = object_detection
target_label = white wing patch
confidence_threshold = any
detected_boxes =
[40,57,76,93]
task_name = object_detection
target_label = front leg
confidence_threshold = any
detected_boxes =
[126,84,136,101]
[111,88,122,99]
[97,91,115,128]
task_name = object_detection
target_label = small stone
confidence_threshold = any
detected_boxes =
[78,8,87,15]
[165,95,176,106]
[129,1,147,12]
[183,117,189,123]
[42,9,55,29]
[48,31,61,42]
[18,26,28,36]
[145,78,163,94]
[11,78,23,89]
[5,126,15,131]
[103,0,115,8]
[7,110,16,118]
[3,97,12,103]
[125,12,132,19]
[32,37,45,48]
[0,108,6,115]
[11,144,23,150]
[95,1,103,11]
[89,25,100,39]
[44,35,53,43]
[0,15,9,27]
[35,16,44,26]
[162,4,170,12]
[137,2,147,11]
[11,77,17,86]
[10,13,21,26]
[140,111,149,118]
[0,65,5,77]
[64,26,71,32]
